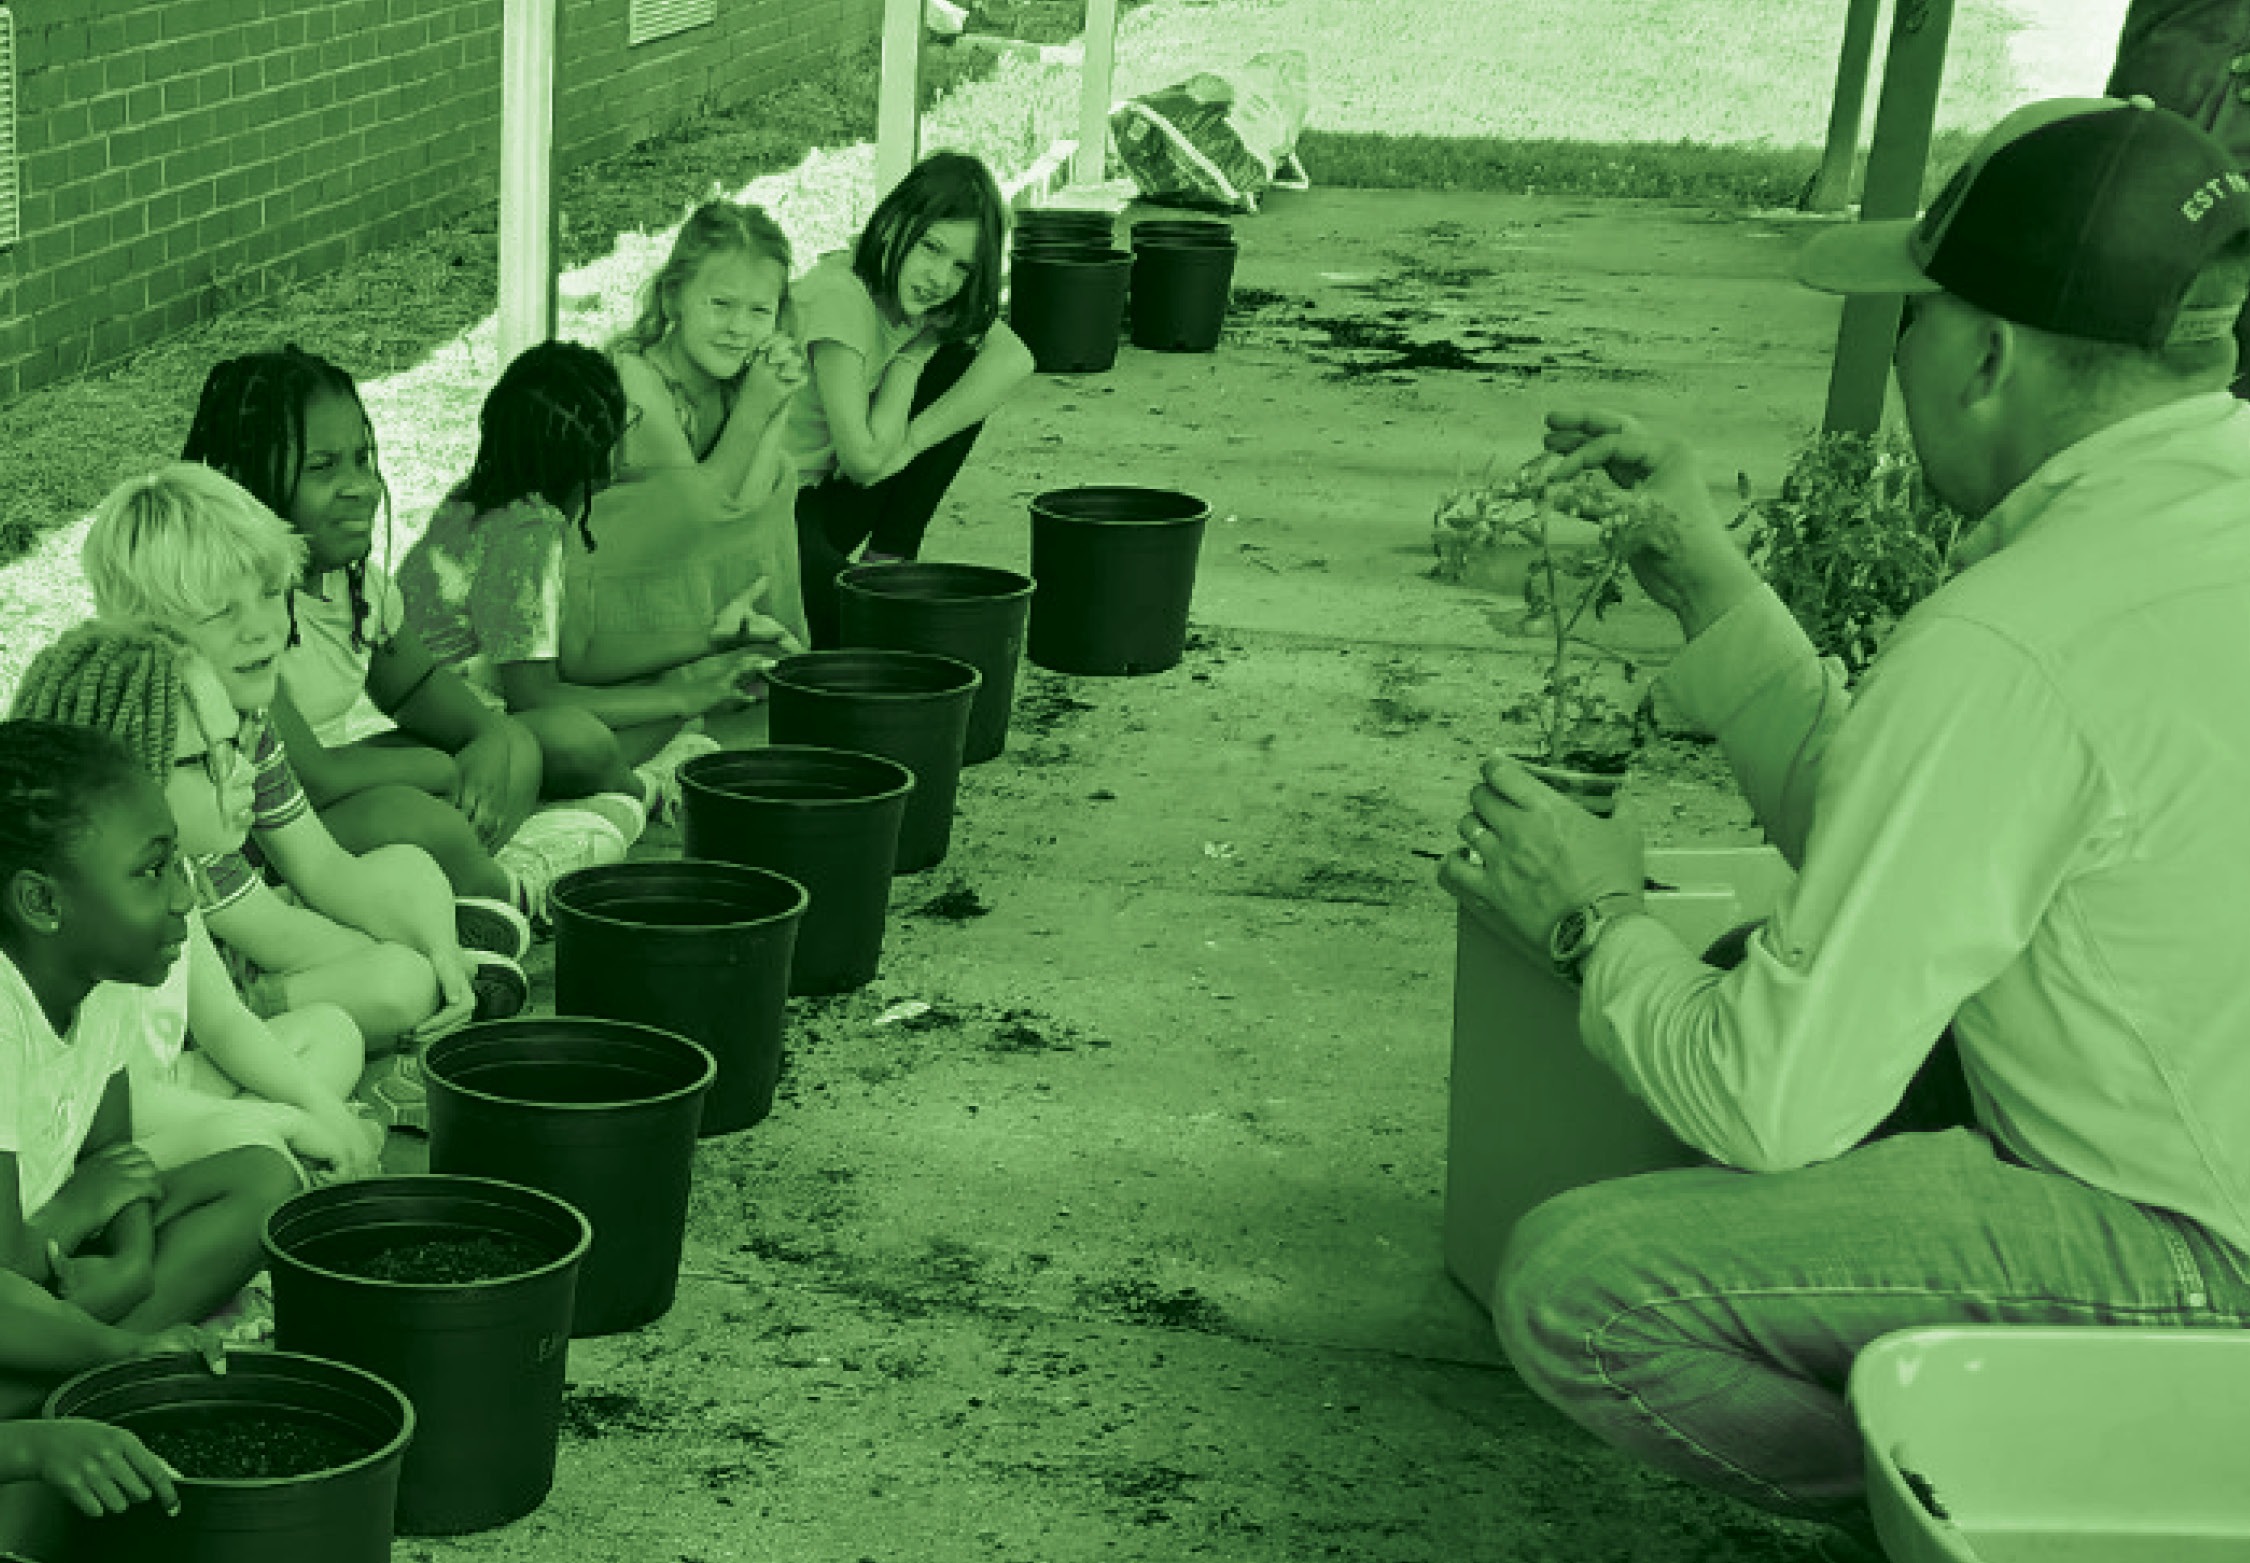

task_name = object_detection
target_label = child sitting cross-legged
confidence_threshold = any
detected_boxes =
[396,339,800,824]
[0,720,269,1555]
[79,463,522,1131]
[9,620,386,1187]
[182,345,649,936]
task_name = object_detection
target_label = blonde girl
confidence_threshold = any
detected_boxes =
[589,199,813,686]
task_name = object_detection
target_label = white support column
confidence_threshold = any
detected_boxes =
[498,0,557,370]
[1073,0,1118,188]
[876,0,923,199]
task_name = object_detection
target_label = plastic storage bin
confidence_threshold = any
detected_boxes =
[1849,1325,2250,1563]
[1444,845,1796,1310]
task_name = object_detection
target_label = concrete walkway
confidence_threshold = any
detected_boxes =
[394,185,1873,1562]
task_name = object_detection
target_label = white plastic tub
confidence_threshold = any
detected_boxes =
[1443,844,1794,1309]
[1849,1325,2250,1562]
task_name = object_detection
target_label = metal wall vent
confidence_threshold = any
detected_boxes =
[628,0,718,47]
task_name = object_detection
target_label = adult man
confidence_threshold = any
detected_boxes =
[1442,97,2250,1561]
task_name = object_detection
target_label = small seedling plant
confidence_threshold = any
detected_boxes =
[1433,453,1657,772]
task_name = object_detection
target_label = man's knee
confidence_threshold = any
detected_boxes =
[1492,1181,1637,1394]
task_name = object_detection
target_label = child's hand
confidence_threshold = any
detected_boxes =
[658,648,778,716]
[454,722,541,855]
[404,946,477,1047]
[60,1144,161,1231]
[711,578,805,657]
[745,332,808,406]
[286,1102,382,1180]
[133,1323,228,1376]
[47,1241,153,1318]
[17,1419,182,1518]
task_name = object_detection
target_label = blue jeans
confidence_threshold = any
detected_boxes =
[1493,927,2250,1528]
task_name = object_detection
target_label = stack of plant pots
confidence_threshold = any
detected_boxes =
[1129,218,1238,353]
[1007,206,1133,373]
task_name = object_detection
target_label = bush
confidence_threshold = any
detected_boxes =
[1737,428,1966,686]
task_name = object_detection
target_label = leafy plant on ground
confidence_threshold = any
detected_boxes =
[1433,454,1653,769]
[1735,426,1965,687]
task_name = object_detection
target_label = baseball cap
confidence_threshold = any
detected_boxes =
[1795,96,2250,352]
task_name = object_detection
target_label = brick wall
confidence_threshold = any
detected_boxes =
[0,0,881,405]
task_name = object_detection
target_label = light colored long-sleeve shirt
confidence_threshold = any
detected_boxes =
[1578,391,2250,1258]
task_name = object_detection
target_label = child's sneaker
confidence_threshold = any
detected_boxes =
[198,1269,277,1349]
[494,807,632,927]
[575,790,649,847]
[467,950,530,1021]
[364,1052,429,1135]
[632,726,724,827]
[455,895,532,962]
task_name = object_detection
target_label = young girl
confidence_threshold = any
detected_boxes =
[593,200,815,683]
[9,621,385,1184]
[780,151,1037,646]
[0,719,300,1386]
[182,346,644,934]
[78,464,506,1114]
[397,340,795,817]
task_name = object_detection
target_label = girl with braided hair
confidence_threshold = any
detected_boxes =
[396,340,788,817]
[9,620,384,1184]
[80,463,518,1132]
[0,718,297,1429]
[587,199,813,697]
[181,346,640,937]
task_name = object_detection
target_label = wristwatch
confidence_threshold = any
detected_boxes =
[1549,892,1643,982]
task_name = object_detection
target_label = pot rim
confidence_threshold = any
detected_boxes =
[678,745,916,805]
[43,1349,418,1488]
[262,1172,594,1290]
[423,1017,718,1113]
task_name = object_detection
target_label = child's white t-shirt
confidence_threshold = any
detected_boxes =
[0,929,192,1219]
[279,564,408,747]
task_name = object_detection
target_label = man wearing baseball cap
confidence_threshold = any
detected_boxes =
[1442,98,2250,1561]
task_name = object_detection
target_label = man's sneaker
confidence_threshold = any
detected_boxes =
[495,807,631,927]
[633,726,724,827]
[468,950,530,1021]
[456,896,532,962]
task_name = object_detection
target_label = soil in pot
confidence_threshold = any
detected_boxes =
[330,1232,549,1286]
[131,1405,370,1481]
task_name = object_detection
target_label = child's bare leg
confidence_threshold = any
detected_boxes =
[320,783,514,903]
[118,1149,301,1333]
[259,1002,365,1101]
[244,918,437,1057]
[510,705,651,798]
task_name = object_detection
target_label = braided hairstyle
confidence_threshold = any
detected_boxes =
[181,345,392,654]
[0,720,151,929]
[458,341,631,552]
[7,619,196,785]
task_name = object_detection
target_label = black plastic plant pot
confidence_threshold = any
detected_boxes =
[1027,487,1210,676]
[1130,240,1239,352]
[1007,251,1133,373]
[422,1018,715,1337]
[764,650,982,875]
[262,1175,588,1538]
[1131,218,1236,245]
[678,747,914,996]
[1016,208,1116,238]
[549,860,806,1135]
[835,562,1034,765]
[42,1350,413,1563]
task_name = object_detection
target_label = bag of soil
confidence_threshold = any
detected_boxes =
[1110,50,1313,212]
